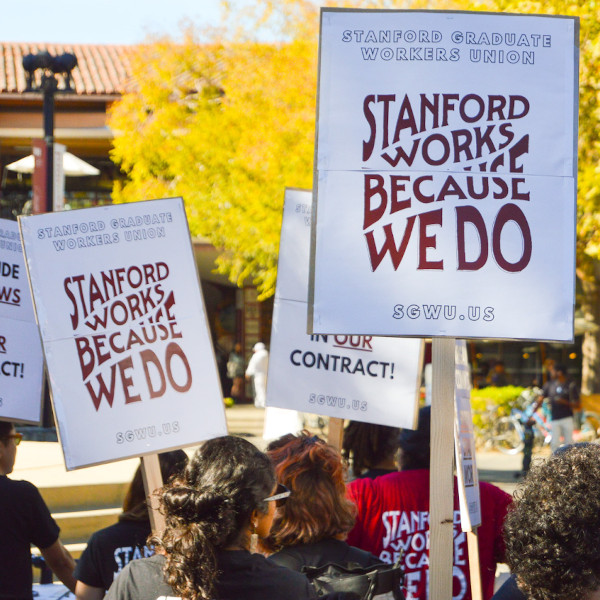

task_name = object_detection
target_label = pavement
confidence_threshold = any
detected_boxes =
[12,403,539,494]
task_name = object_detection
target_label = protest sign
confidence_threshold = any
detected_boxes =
[310,9,578,342]
[268,188,422,428]
[454,339,483,600]
[19,198,227,469]
[0,218,44,423]
[454,340,481,530]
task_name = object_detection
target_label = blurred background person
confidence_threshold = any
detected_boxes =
[226,341,246,402]
[105,436,326,600]
[264,432,381,571]
[246,342,269,408]
[342,421,400,480]
[74,449,188,600]
[0,421,76,597]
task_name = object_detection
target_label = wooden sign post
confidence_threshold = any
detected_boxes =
[141,454,166,534]
[430,338,456,599]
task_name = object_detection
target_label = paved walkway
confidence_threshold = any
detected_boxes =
[13,403,542,494]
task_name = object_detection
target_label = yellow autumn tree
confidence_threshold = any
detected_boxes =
[110,25,317,299]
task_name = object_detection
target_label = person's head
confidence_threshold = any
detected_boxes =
[120,449,189,521]
[0,421,21,475]
[342,421,400,477]
[153,436,276,600]
[397,406,431,471]
[253,342,265,352]
[263,431,356,552]
[505,443,600,600]
[234,342,242,354]
[554,364,567,382]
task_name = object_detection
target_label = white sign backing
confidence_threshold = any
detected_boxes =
[19,198,227,469]
[0,218,44,423]
[310,9,578,341]
[454,339,481,530]
[267,188,422,428]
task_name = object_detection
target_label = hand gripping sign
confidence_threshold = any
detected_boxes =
[19,198,227,469]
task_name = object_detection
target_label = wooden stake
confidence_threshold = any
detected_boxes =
[430,337,456,600]
[141,454,166,534]
[467,529,483,600]
[328,416,344,450]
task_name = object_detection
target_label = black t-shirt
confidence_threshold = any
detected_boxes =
[106,551,318,600]
[269,538,382,572]
[74,519,153,591]
[542,379,579,420]
[0,475,60,599]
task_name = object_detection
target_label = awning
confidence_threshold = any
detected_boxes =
[5,152,100,176]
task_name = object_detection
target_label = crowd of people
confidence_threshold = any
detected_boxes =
[3,383,600,600]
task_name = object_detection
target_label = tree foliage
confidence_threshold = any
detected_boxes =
[110,25,317,298]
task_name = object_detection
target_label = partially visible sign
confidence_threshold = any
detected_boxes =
[19,198,227,469]
[309,9,578,342]
[0,218,44,424]
[454,340,481,530]
[267,189,422,428]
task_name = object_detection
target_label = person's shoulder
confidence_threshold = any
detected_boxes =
[2,476,46,499]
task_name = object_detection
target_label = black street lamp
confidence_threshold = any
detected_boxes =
[22,51,78,213]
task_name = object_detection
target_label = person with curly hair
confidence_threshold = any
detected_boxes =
[342,422,400,480]
[264,432,381,571]
[498,443,600,600]
[105,436,328,600]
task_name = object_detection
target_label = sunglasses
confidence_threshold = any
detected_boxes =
[264,483,291,507]
[3,432,23,446]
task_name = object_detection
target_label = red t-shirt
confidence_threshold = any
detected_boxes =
[346,469,512,600]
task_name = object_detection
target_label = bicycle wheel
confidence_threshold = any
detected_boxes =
[493,416,525,455]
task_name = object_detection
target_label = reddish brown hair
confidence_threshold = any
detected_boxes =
[264,431,356,552]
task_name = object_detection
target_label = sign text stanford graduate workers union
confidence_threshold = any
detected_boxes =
[309,9,578,341]
[19,198,227,469]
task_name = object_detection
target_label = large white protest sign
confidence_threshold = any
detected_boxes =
[310,9,578,341]
[19,198,227,469]
[268,188,422,428]
[453,340,481,531]
[0,218,44,423]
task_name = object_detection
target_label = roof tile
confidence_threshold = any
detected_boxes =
[0,42,133,96]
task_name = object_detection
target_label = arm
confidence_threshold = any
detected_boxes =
[40,539,77,592]
[75,581,104,600]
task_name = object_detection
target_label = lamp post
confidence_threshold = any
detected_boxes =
[22,51,77,213]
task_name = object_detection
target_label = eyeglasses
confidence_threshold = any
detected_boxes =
[3,432,23,446]
[264,483,291,507]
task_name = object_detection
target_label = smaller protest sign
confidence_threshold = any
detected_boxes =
[267,188,422,428]
[0,218,44,424]
[19,198,227,469]
[453,340,481,530]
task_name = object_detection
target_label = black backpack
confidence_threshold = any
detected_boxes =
[302,557,405,600]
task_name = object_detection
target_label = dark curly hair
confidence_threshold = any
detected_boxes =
[504,443,600,600]
[263,431,356,553]
[342,421,400,477]
[151,436,275,600]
